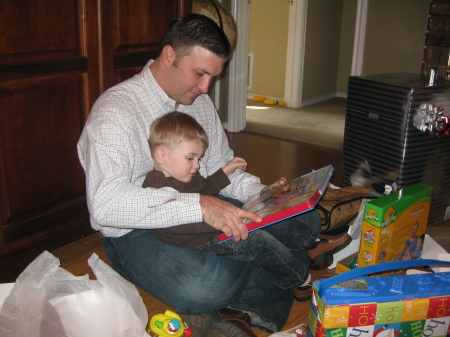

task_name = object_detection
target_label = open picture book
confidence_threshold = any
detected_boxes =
[217,165,334,243]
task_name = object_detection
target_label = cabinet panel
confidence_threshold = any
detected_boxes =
[0,0,82,64]
[0,76,86,242]
[0,0,96,282]
[117,0,181,49]
[102,0,192,90]
[0,0,192,282]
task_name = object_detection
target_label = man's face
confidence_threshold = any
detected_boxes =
[167,46,226,105]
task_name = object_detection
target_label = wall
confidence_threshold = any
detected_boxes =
[246,0,432,105]
[336,0,358,94]
[248,0,289,99]
[302,0,344,102]
[362,0,429,76]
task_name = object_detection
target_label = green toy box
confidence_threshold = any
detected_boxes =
[358,183,432,268]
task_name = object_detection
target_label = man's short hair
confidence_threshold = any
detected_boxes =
[160,13,231,61]
[148,112,209,157]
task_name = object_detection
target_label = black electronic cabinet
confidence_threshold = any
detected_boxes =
[342,73,450,226]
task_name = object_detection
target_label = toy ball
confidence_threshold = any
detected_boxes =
[149,310,186,337]
[346,256,358,269]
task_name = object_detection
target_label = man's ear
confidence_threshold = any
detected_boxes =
[154,147,167,165]
[161,45,176,68]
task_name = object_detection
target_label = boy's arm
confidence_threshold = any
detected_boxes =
[222,157,247,176]
[196,170,231,195]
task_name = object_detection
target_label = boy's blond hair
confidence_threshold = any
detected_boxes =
[148,112,209,157]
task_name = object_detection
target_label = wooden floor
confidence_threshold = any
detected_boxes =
[52,131,344,336]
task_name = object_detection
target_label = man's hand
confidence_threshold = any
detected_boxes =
[199,195,262,242]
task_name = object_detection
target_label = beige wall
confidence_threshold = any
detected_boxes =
[302,0,344,102]
[246,0,430,104]
[337,0,358,94]
[362,0,429,75]
[248,0,289,99]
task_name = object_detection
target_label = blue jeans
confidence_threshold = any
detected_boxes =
[103,199,320,333]
[199,224,312,290]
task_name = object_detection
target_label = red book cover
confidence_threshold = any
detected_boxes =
[218,165,334,242]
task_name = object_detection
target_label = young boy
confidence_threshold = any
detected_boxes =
[144,112,312,301]
[144,111,247,249]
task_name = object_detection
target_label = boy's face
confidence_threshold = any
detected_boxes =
[161,139,205,183]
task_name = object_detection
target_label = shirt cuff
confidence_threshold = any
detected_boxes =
[246,182,268,197]
[177,192,203,223]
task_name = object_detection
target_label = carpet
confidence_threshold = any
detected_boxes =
[245,97,347,149]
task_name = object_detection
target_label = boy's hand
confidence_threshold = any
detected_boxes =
[222,157,247,176]
[262,177,290,194]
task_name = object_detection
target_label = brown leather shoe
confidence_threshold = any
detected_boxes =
[293,283,312,302]
[209,321,254,337]
[219,309,257,337]
[307,233,352,266]
[187,311,255,337]
[309,254,333,270]
[219,308,252,326]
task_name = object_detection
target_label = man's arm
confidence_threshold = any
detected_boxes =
[78,102,204,234]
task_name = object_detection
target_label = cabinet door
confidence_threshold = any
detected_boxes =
[0,0,100,282]
[100,0,192,91]
[0,0,192,282]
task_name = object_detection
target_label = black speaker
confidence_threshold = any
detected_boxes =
[342,73,450,226]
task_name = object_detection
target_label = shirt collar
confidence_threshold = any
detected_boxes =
[142,59,189,113]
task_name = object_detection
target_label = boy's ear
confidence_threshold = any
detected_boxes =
[161,45,176,67]
[154,147,167,164]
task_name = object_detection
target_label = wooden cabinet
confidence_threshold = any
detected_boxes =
[0,0,192,282]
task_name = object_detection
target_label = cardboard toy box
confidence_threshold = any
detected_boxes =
[308,259,450,337]
[358,183,432,268]
[335,253,358,274]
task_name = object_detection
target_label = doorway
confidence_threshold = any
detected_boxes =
[226,0,367,132]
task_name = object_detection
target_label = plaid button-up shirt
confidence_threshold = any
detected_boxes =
[77,60,264,237]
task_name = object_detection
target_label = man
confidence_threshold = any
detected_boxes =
[77,14,350,337]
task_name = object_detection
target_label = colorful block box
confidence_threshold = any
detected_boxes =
[308,260,450,337]
[358,183,432,268]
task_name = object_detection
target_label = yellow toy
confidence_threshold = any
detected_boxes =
[253,96,266,102]
[253,96,286,106]
[149,310,193,337]
[263,99,287,106]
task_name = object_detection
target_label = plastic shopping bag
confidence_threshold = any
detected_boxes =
[0,251,149,337]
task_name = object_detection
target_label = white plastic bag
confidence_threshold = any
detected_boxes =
[0,251,149,337]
